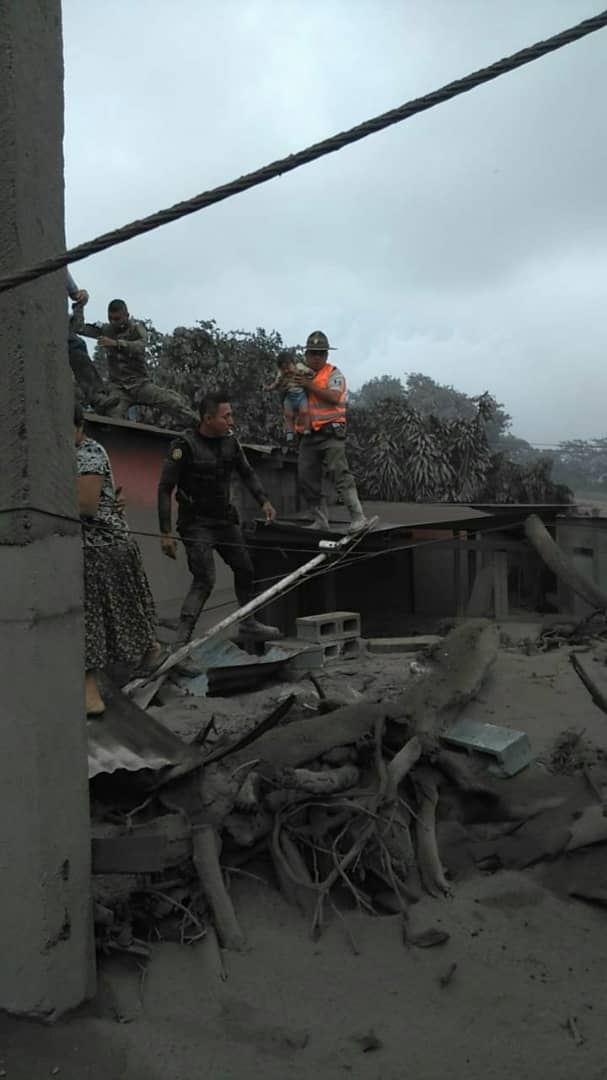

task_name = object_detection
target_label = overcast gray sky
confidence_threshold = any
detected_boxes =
[62,1,607,445]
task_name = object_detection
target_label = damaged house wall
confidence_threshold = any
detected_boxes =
[0,1,93,1016]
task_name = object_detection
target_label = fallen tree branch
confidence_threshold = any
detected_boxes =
[388,619,499,734]
[192,825,246,951]
[202,694,296,765]
[224,810,272,848]
[374,716,389,801]
[525,514,607,613]
[263,763,360,796]
[413,769,451,897]
[237,703,389,769]
[273,831,316,915]
[385,736,422,801]
[571,651,607,717]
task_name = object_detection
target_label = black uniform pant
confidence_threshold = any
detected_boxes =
[68,332,106,409]
[178,519,255,630]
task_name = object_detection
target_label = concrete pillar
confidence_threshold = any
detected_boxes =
[0,0,94,1016]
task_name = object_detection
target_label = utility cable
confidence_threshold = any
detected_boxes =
[1,9,606,294]
[0,502,538,559]
[0,500,532,568]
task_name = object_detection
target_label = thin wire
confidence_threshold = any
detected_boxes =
[0,501,537,559]
[0,502,360,557]
[1,9,606,293]
[145,512,529,677]
[0,500,531,572]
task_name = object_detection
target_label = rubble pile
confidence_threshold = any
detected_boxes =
[90,612,607,962]
[91,619,503,952]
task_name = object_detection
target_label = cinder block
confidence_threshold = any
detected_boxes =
[322,637,363,663]
[366,635,443,655]
[296,611,361,643]
[440,719,532,778]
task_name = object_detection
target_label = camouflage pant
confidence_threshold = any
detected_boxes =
[178,520,255,631]
[105,379,197,426]
[297,429,357,507]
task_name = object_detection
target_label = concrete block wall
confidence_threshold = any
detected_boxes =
[0,0,93,1016]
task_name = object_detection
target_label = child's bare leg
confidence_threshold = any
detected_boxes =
[283,403,296,441]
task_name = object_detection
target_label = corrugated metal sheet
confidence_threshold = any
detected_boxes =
[86,413,275,456]
[88,674,202,780]
[172,638,311,697]
[246,517,483,552]
[248,501,571,549]
[88,643,310,777]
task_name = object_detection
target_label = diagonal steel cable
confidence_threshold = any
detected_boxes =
[0,9,606,293]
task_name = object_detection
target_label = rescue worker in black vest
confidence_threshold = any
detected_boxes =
[157,391,281,646]
[295,331,368,532]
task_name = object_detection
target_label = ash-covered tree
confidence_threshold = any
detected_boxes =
[350,371,515,449]
[348,390,569,504]
[348,393,495,502]
[480,455,572,505]
[142,320,286,442]
[549,438,607,493]
[348,374,405,409]
[99,316,568,504]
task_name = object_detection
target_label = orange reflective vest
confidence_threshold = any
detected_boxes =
[296,363,346,432]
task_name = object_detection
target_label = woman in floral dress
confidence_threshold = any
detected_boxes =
[75,404,163,715]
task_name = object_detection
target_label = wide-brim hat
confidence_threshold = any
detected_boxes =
[305,330,337,352]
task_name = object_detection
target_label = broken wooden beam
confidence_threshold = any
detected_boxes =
[571,650,607,716]
[91,814,191,874]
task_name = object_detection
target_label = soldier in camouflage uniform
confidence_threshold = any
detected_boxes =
[157,391,281,646]
[72,297,197,426]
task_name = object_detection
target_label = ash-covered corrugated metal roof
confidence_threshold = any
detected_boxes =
[360,501,490,527]
[247,504,491,549]
[171,638,315,697]
[85,413,276,455]
[250,500,574,547]
[87,674,202,780]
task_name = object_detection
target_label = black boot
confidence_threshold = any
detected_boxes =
[239,615,282,640]
[174,619,195,648]
[170,619,205,676]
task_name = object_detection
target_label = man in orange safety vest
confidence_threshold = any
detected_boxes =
[293,330,368,532]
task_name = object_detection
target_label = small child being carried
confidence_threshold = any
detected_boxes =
[265,351,313,443]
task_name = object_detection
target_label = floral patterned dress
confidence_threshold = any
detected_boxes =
[76,437,157,670]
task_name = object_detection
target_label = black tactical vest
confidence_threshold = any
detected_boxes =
[176,430,240,522]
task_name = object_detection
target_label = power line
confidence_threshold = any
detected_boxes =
[0,502,531,566]
[1,9,607,294]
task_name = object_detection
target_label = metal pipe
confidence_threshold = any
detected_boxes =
[124,520,377,706]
